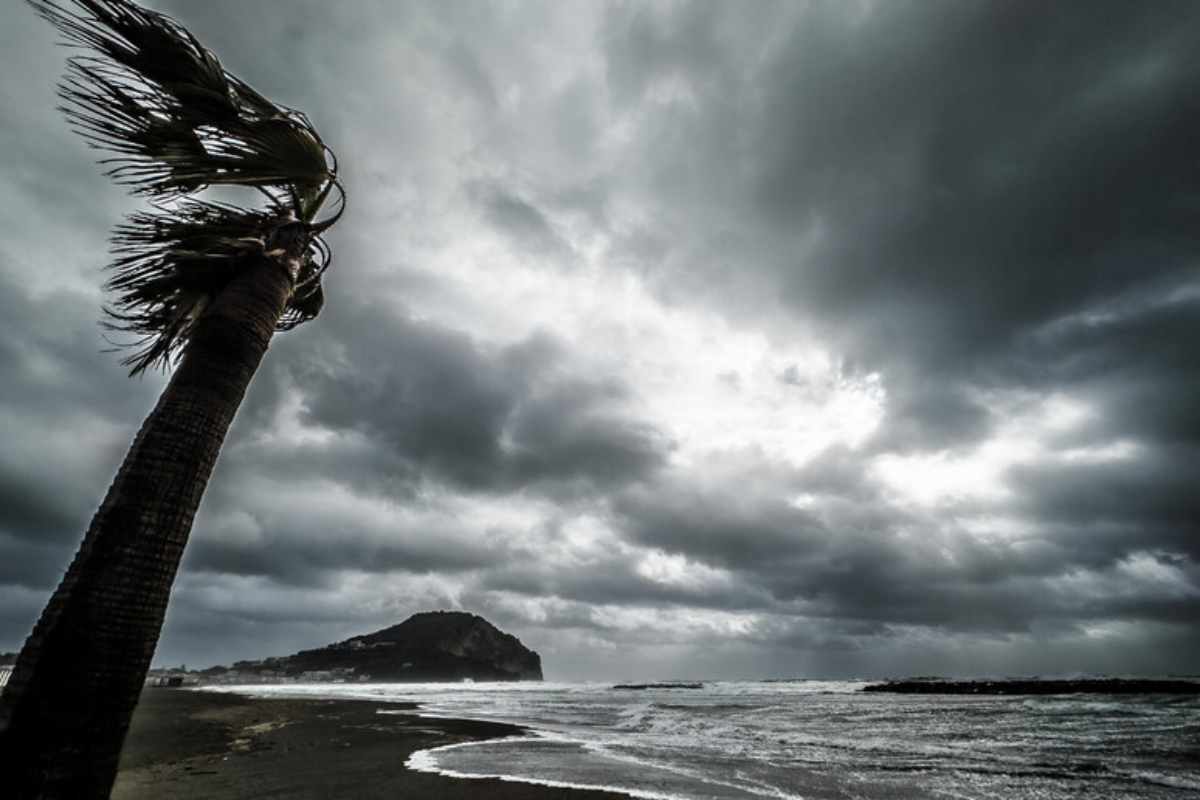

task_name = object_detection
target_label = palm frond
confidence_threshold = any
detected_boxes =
[106,200,331,373]
[31,0,331,197]
[30,0,344,375]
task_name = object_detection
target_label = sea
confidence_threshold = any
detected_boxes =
[217,680,1200,800]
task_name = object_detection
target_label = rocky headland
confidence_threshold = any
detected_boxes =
[196,611,542,684]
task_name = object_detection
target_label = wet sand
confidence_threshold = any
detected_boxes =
[113,688,630,800]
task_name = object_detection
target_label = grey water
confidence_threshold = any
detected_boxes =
[226,681,1200,799]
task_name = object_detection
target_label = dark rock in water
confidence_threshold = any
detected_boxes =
[205,611,542,683]
[861,678,1200,695]
[612,682,705,690]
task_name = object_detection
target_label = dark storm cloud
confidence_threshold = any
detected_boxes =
[753,1,1200,355]
[0,535,71,591]
[866,377,993,454]
[183,505,508,587]
[297,310,517,488]
[607,0,1200,448]
[1014,275,1200,446]
[0,267,161,423]
[610,452,1199,639]
[479,556,768,613]
[471,181,576,263]
[0,269,159,585]
[473,512,772,612]
[618,481,827,570]
[1009,446,1200,555]
[294,301,670,493]
[504,378,671,488]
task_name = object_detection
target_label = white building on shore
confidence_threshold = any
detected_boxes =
[0,667,12,688]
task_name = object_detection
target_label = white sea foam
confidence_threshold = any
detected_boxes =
[406,737,691,800]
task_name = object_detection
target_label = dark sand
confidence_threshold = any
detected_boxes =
[113,688,631,800]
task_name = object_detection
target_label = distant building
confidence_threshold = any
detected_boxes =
[0,667,12,688]
[144,669,199,688]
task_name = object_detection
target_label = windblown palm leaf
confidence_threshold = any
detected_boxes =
[105,200,330,370]
[31,0,343,373]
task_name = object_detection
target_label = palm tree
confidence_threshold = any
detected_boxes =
[0,1,344,796]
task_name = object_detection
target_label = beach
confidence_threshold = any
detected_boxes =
[112,688,629,800]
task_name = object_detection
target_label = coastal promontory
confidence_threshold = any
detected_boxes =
[198,611,542,683]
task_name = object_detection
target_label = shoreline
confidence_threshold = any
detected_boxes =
[113,688,631,800]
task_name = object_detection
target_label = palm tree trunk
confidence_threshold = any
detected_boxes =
[0,250,295,799]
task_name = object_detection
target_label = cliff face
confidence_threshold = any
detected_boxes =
[269,611,542,682]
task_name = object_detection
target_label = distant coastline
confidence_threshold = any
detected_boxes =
[861,677,1200,695]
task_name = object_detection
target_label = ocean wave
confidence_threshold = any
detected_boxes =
[1122,770,1200,791]
[408,733,808,800]
[406,737,690,800]
[1022,698,1177,717]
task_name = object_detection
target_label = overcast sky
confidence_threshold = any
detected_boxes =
[2,0,1199,681]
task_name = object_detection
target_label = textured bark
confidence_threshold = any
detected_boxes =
[0,252,294,799]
